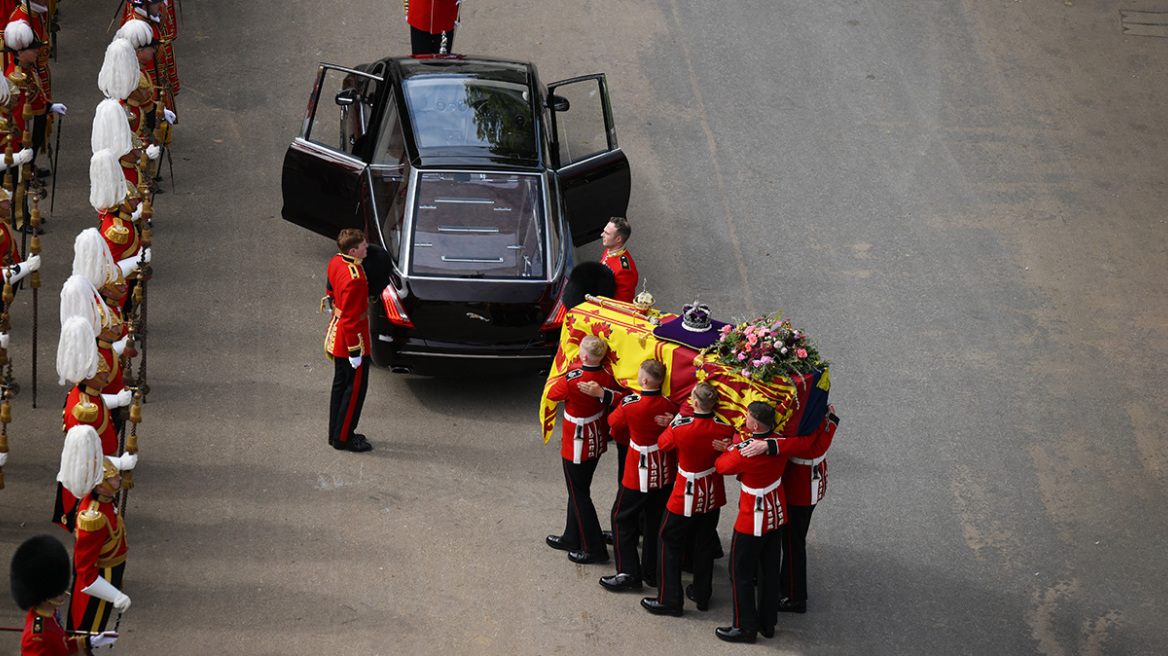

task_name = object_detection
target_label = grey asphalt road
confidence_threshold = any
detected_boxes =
[2,1,1166,654]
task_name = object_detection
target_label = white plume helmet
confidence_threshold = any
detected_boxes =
[98,38,139,100]
[3,20,35,51]
[72,228,113,289]
[57,425,104,500]
[116,18,154,50]
[91,98,133,157]
[56,316,99,387]
[60,275,111,337]
[89,149,127,212]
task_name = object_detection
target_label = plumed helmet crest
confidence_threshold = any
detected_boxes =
[56,316,99,386]
[91,98,134,157]
[98,38,139,100]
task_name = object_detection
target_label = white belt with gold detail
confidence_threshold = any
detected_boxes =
[741,478,782,536]
[631,442,661,492]
[565,411,603,463]
[678,466,716,517]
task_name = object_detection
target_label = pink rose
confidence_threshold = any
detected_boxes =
[737,352,747,361]
[797,348,808,358]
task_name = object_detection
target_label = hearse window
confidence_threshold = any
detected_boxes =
[410,172,544,280]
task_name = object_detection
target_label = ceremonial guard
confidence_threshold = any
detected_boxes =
[598,359,677,592]
[122,0,177,114]
[599,217,638,303]
[325,228,372,452]
[739,404,838,613]
[641,381,734,616]
[2,19,64,177]
[9,534,119,654]
[1,187,38,280]
[544,335,620,564]
[57,424,136,635]
[712,402,835,643]
[0,77,36,173]
[92,96,150,191]
[114,19,164,149]
[406,0,461,55]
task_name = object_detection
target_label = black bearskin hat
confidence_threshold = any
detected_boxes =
[10,535,72,610]
[563,262,616,310]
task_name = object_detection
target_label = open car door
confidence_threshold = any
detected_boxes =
[281,64,384,239]
[548,74,631,246]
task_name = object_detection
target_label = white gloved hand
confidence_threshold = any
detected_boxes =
[109,452,138,472]
[146,144,161,160]
[0,332,8,350]
[142,247,152,264]
[90,632,118,648]
[49,103,67,116]
[112,336,129,355]
[13,148,33,166]
[116,254,140,278]
[348,355,362,369]
[163,108,176,124]
[102,389,133,409]
[130,203,144,222]
[3,258,37,285]
[0,451,7,467]
[81,577,131,612]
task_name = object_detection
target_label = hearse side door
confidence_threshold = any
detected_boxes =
[281,64,384,239]
[547,74,632,247]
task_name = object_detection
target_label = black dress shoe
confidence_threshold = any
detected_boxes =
[599,573,642,591]
[36,167,51,178]
[568,550,609,564]
[778,597,807,613]
[545,535,575,552]
[685,584,709,611]
[640,598,683,617]
[715,626,756,644]
[602,530,614,545]
[759,625,775,639]
[334,435,372,452]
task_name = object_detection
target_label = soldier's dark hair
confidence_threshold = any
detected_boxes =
[747,402,775,428]
[608,216,631,242]
[337,228,366,254]
[640,359,666,383]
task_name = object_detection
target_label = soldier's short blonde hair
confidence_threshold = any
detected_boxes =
[691,382,718,413]
[579,335,608,360]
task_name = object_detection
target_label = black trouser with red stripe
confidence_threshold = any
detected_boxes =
[729,529,781,633]
[611,484,668,581]
[780,504,816,602]
[656,508,720,608]
[329,355,369,445]
[69,563,125,634]
[562,458,607,558]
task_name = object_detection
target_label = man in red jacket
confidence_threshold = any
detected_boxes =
[741,403,838,614]
[641,382,734,616]
[544,335,620,564]
[713,402,836,642]
[599,217,638,303]
[406,0,461,55]
[325,229,373,452]
[598,359,677,591]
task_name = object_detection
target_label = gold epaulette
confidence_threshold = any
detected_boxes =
[104,221,131,246]
[138,71,152,91]
[347,263,362,280]
[72,396,100,423]
[77,507,107,532]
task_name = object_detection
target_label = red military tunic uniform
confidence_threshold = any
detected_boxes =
[123,4,176,109]
[70,491,128,634]
[1,219,23,265]
[3,58,48,145]
[717,429,829,536]
[324,253,370,359]
[599,246,638,303]
[62,384,117,456]
[546,362,619,463]
[782,417,835,507]
[21,607,84,656]
[407,0,460,34]
[658,412,733,516]
[98,208,143,271]
[609,390,677,491]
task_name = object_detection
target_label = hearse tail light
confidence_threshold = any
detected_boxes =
[541,288,567,331]
[382,285,414,328]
